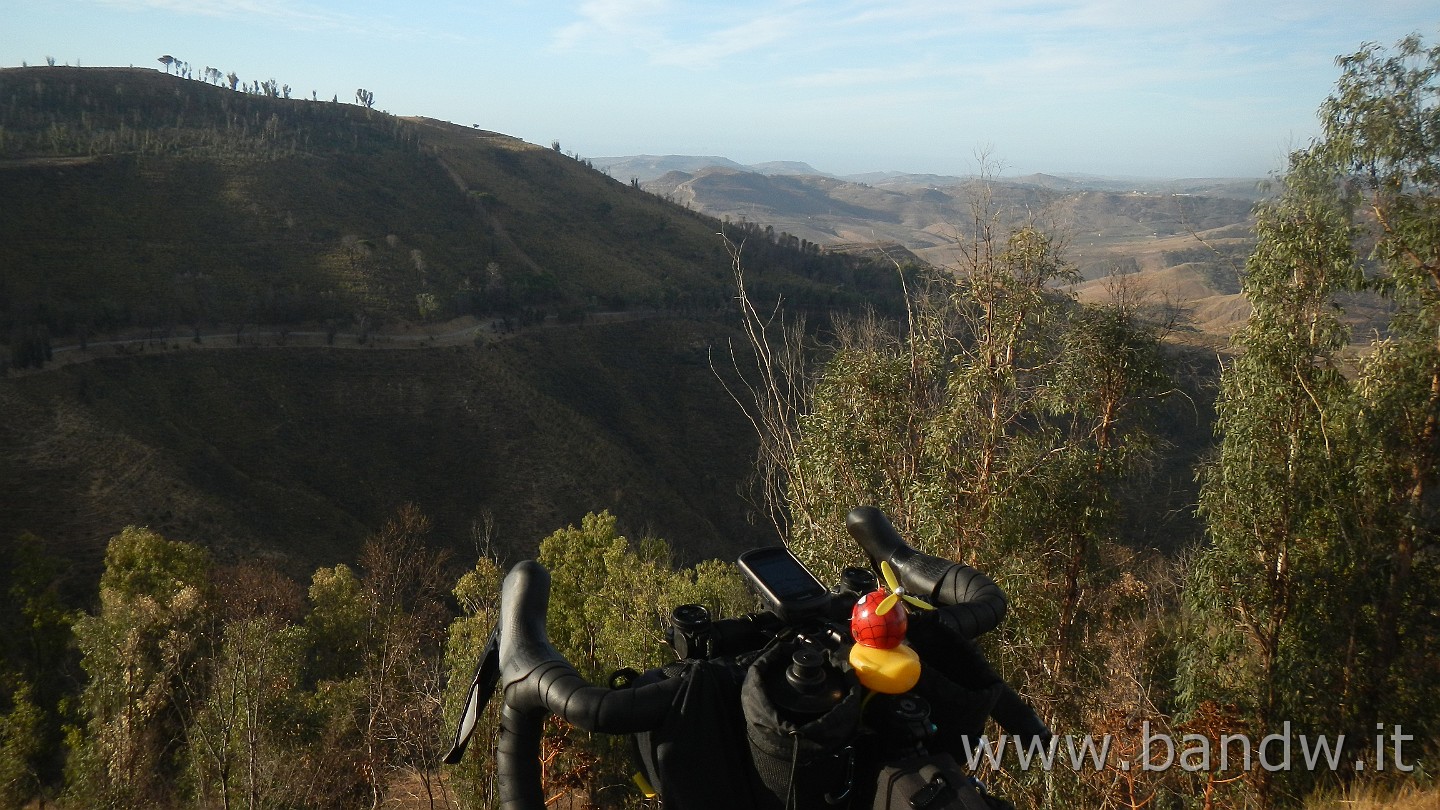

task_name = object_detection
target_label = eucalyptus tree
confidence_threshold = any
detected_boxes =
[1183,33,1440,806]
[734,174,1170,750]
[67,527,212,808]
[1317,35,1440,729]
[732,185,1174,807]
[1183,150,1359,757]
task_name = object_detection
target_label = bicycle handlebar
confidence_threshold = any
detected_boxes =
[496,560,684,810]
[846,506,1008,638]
[463,508,1044,810]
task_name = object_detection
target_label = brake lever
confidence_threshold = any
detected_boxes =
[442,624,501,764]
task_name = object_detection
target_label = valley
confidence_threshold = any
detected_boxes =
[622,157,1265,340]
[0,65,1256,582]
[0,66,903,577]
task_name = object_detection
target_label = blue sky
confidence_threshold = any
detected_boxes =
[5,0,1436,178]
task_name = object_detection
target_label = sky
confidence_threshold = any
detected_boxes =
[4,0,1437,178]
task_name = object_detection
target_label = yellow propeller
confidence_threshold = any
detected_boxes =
[875,560,935,616]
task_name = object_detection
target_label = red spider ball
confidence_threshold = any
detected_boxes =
[850,590,908,649]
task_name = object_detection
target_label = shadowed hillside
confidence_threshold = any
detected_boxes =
[0,66,906,577]
[0,67,898,341]
[0,318,770,582]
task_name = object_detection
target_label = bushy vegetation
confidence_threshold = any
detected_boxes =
[732,183,1187,807]
[1181,34,1440,806]
[721,34,1440,809]
[0,508,749,809]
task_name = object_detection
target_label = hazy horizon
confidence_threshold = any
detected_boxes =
[588,152,1273,182]
[6,1,1437,179]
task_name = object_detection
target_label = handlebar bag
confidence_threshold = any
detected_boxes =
[872,754,998,810]
[741,640,865,810]
[624,659,769,809]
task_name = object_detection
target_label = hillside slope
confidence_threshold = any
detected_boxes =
[0,66,898,577]
[0,317,771,582]
[642,165,1263,336]
[0,67,897,340]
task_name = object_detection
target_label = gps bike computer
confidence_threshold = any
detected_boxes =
[737,546,831,624]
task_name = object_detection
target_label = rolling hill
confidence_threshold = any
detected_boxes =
[0,65,1257,586]
[595,154,828,183]
[0,66,904,580]
[632,161,1264,336]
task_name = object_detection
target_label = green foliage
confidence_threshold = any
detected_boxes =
[765,208,1171,807]
[67,526,212,808]
[529,511,750,805]
[442,555,505,810]
[436,514,750,808]
[1183,153,1361,809]
[185,505,453,809]
[94,524,212,605]
[186,617,309,809]
[0,499,751,810]
[0,533,77,802]
[305,564,368,683]
[1321,40,1440,740]
[1184,33,1440,807]
[350,504,453,808]
[785,231,1167,620]
[1187,154,1355,689]
[0,683,42,810]
[55,512,450,809]
[538,510,743,679]
[183,561,311,809]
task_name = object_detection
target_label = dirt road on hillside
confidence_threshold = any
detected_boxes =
[6,311,658,378]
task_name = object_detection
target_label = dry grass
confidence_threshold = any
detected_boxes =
[1308,783,1440,810]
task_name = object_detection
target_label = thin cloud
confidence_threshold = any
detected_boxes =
[649,11,799,67]
[90,0,455,41]
[781,0,1376,108]
[552,0,808,68]
[552,0,672,53]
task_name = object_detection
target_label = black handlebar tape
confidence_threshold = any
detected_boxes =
[497,702,546,810]
[846,506,1008,638]
[929,564,1008,640]
[991,683,1053,746]
[499,560,685,728]
[495,561,685,810]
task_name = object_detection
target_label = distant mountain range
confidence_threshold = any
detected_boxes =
[593,154,1270,342]
[623,161,1258,260]
[595,154,1265,199]
[594,154,829,183]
